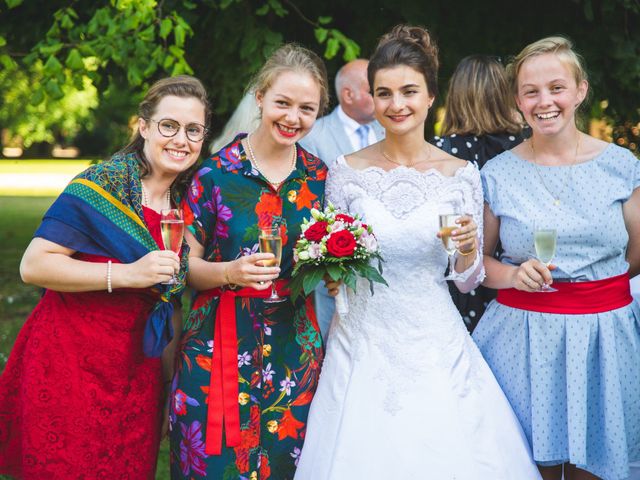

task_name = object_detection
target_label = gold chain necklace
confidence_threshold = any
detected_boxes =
[140,181,171,208]
[530,133,581,207]
[382,144,432,168]
[246,134,297,188]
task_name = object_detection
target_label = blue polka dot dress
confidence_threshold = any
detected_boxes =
[473,144,640,480]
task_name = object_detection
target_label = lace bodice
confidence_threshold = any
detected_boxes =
[325,156,486,412]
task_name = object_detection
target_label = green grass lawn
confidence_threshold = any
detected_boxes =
[0,196,170,480]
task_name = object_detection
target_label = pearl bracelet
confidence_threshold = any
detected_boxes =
[107,260,113,293]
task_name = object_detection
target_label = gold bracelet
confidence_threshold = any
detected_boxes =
[456,246,477,256]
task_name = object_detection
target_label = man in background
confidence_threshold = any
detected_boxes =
[300,58,384,340]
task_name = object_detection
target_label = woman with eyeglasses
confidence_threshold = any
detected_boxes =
[0,75,209,478]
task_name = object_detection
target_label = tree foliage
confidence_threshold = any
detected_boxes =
[1,0,638,155]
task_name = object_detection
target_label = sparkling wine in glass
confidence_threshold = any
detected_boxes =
[259,227,285,303]
[160,208,184,285]
[533,224,557,292]
[439,212,461,256]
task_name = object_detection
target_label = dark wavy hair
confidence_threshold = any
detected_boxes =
[118,75,210,202]
[368,25,439,97]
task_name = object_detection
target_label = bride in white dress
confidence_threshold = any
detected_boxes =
[295,26,542,480]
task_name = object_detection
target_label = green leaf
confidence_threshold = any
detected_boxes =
[243,224,260,242]
[174,24,186,47]
[324,37,339,59]
[256,4,269,15]
[220,0,236,7]
[43,54,63,74]
[342,39,361,61]
[318,16,332,25]
[163,54,175,69]
[139,24,155,42]
[159,18,172,39]
[268,0,287,16]
[302,267,325,295]
[5,0,23,8]
[314,27,328,44]
[169,45,184,58]
[39,42,63,56]
[343,269,357,292]
[0,36,6,48]
[30,88,44,106]
[60,13,74,30]
[65,48,84,70]
[127,65,143,86]
[44,78,64,99]
[183,1,197,9]
[143,59,158,77]
[0,54,17,70]
[326,264,342,281]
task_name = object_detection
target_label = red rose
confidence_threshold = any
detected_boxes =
[335,213,355,224]
[304,221,328,242]
[326,230,356,257]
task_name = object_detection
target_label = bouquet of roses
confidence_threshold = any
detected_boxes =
[289,203,387,314]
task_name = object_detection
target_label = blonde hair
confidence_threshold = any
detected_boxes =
[248,44,329,115]
[506,36,588,94]
[441,55,521,136]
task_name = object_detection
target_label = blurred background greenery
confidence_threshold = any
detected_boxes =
[1,1,639,478]
[0,0,639,158]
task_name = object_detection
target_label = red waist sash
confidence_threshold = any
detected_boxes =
[496,272,632,314]
[204,280,290,455]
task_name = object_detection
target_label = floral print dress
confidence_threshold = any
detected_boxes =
[169,135,326,480]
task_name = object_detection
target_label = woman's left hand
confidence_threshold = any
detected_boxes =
[450,214,478,254]
[323,274,342,297]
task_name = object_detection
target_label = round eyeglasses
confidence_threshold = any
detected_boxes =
[148,118,208,142]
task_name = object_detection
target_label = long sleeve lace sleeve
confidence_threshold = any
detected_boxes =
[449,164,485,293]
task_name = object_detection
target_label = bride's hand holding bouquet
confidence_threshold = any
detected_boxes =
[289,203,387,316]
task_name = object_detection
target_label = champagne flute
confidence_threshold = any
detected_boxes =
[160,208,184,285]
[259,227,285,303]
[438,209,462,256]
[533,223,557,292]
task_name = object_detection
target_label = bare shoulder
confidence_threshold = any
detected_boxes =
[344,143,380,170]
[428,146,469,176]
[580,134,609,159]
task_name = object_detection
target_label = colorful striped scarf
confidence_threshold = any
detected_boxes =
[35,152,188,357]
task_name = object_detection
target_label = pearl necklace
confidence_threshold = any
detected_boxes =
[530,133,580,207]
[140,181,171,209]
[382,144,432,168]
[246,134,297,188]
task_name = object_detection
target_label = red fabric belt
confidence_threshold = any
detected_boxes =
[204,280,290,455]
[496,272,632,314]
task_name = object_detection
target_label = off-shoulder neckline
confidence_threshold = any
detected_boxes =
[334,154,475,179]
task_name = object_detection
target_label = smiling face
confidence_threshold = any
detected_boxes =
[372,65,434,136]
[516,53,587,138]
[255,70,321,146]
[139,94,206,178]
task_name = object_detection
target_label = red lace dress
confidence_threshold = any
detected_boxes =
[0,206,164,479]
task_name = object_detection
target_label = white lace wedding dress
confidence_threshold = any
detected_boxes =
[295,156,541,480]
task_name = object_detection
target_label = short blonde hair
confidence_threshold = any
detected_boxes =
[248,43,329,115]
[441,55,521,136]
[507,36,588,94]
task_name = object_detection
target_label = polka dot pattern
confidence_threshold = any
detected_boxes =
[474,144,640,480]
